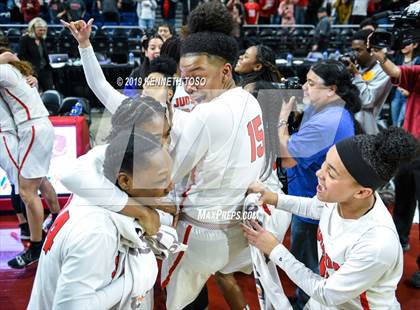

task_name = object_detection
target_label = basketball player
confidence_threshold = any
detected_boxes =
[0,97,30,239]
[243,127,418,309]
[0,51,38,241]
[61,3,264,308]
[0,54,61,268]
[28,130,172,309]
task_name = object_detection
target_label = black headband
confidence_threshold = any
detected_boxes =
[335,138,387,190]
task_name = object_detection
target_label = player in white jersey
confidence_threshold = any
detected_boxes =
[0,98,31,239]
[0,55,61,268]
[158,3,265,309]
[29,130,173,309]
[243,127,419,309]
[62,3,264,307]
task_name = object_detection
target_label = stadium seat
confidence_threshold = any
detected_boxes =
[41,90,62,116]
[7,28,20,53]
[110,28,129,63]
[57,28,78,57]
[92,28,110,55]
[60,97,91,125]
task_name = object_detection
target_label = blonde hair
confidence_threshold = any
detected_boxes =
[28,18,48,39]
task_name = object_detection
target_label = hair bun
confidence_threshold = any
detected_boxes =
[187,1,233,35]
[375,127,419,166]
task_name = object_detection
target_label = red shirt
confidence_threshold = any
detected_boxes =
[295,0,308,7]
[392,65,420,138]
[21,0,40,23]
[244,2,260,24]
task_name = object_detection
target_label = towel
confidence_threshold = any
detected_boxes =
[108,212,187,309]
[243,193,292,310]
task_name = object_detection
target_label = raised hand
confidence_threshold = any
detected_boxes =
[279,95,296,122]
[60,18,94,48]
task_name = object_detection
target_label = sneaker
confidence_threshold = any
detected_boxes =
[8,247,40,269]
[19,223,30,241]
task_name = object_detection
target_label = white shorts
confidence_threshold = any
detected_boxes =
[161,220,252,309]
[18,119,54,179]
[0,131,19,192]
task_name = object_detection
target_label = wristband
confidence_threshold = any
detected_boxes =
[377,55,387,65]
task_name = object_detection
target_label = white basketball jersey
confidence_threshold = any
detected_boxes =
[171,85,194,112]
[309,194,403,309]
[0,64,49,126]
[0,97,16,133]
[171,87,265,223]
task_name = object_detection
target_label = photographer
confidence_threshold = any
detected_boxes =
[277,60,361,308]
[371,43,420,288]
[347,30,392,134]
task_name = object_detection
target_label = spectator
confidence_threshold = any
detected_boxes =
[332,0,351,25]
[97,0,121,23]
[294,0,308,24]
[350,0,368,24]
[259,0,278,24]
[136,0,157,30]
[277,60,361,309]
[278,0,295,26]
[390,42,420,127]
[311,7,331,52]
[305,0,322,25]
[244,0,260,25]
[48,0,65,23]
[21,0,41,22]
[235,44,283,86]
[359,17,378,31]
[157,22,174,42]
[158,0,177,28]
[370,35,420,289]
[181,0,200,25]
[227,0,244,48]
[62,0,86,21]
[124,34,163,96]
[18,17,54,92]
[349,30,392,134]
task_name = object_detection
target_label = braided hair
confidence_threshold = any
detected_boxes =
[107,96,167,142]
[103,129,162,187]
[247,81,282,181]
[240,45,283,86]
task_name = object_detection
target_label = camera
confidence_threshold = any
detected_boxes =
[338,51,357,67]
[277,76,302,89]
[369,1,420,50]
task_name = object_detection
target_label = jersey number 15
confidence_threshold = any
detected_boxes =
[247,115,264,163]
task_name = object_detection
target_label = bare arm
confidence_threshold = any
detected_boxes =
[61,19,127,114]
